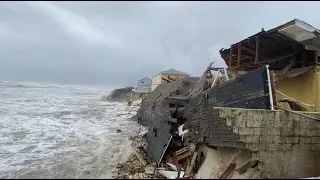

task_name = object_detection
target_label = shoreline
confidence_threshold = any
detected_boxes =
[112,100,166,179]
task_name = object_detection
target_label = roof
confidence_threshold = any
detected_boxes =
[159,68,189,76]
[138,77,151,81]
[220,19,320,71]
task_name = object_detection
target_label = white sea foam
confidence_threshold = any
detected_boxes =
[0,81,142,178]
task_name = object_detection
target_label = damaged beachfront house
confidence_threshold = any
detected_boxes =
[151,69,189,91]
[219,18,320,112]
[135,19,320,179]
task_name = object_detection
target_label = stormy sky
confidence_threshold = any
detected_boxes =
[0,1,319,87]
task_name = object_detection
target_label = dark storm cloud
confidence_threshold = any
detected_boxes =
[0,1,319,87]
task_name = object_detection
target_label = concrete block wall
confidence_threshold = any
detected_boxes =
[215,107,320,178]
[184,92,245,148]
[216,107,320,152]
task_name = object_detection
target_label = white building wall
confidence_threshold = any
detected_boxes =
[151,74,162,91]
[136,78,152,93]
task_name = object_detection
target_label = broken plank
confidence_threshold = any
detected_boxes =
[176,151,193,161]
[175,146,189,156]
[217,151,243,179]
[185,151,199,177]
[237,43,241,67]
[219,162,236,179]
[254,36,259,64]
[236,160,258,175]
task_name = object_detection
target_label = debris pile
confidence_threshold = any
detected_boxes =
[115,18,320,179]
[113,128,165,179]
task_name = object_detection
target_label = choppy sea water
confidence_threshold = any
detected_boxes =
[0,81,142,179]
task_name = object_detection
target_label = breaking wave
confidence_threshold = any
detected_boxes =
[0,81,141,178]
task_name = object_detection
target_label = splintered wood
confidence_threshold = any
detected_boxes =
[216,151,244,179]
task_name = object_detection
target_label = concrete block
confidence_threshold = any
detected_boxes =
[299,137,311,144]
[293,144,311,151]
[262,171,271,179]
[278,144,293,151]
[246,144,259,151]
[260,119,274,128]
[233,127,239,134]
[300,118,320,130]
[226,118,232,126]
[245,136,260,143]
[258,144,267,151]
[253,128,261,136]
[235,118,246,127]
[303,129,318,137]
[274,115,281,127]
[240,136,246,142]
[252,152,259,161]
[281,119,294,128]
[311,144,320,151]
[260,127,280,136]
[280,127,294,136]
[279,137,299,144]
[246,118,261,128]
[265,144,279,151]
[271,128,281,136]
[311,137,320,144]
[259,135,274,144]
[238,127,254,136]
[272,136,280,143]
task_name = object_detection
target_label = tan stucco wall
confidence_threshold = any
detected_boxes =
[277,68,320,112]
[151,73,189,91]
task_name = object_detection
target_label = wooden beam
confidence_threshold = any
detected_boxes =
[185,151,198,177]
[219,162,236,179]
[241,45,256,56]
[236,160,258,175]
[229,55,253,67]
[255,36,259,64]
[237,43,241,68]
[229,47,233,68]
[260,53,296,64]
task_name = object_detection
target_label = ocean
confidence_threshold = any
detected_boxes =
[0,81,142,179]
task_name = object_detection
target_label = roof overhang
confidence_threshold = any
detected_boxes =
[276,19,320,42]
[220,19,320,71]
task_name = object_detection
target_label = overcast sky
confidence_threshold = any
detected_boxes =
[0,1,319,87]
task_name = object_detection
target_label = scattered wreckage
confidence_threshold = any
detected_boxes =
[120,18,320,179]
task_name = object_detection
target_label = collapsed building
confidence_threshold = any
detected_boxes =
[135,19,320,179]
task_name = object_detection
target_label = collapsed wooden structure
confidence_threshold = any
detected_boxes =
[220,19,320,71]
[134,19,320,179]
